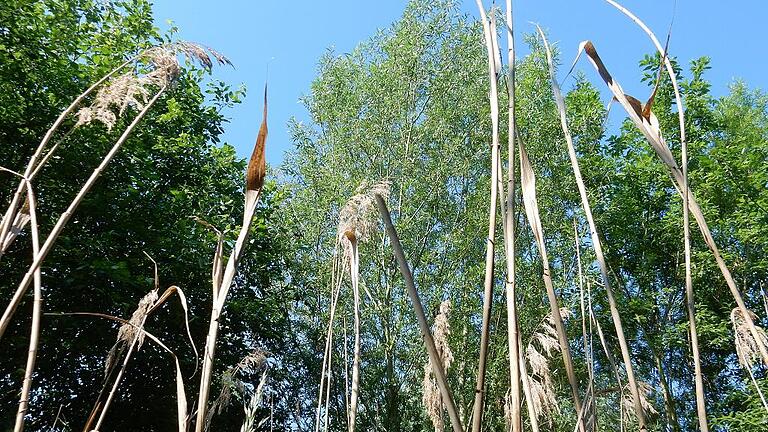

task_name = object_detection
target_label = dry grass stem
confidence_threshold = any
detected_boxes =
[335,180,389,432]
[537,26,645,429]
[13,182,41,432]
[375,195,463,432]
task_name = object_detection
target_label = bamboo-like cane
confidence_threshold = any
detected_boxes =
[12,180,41,432]
[374,194,463,432]
[503,2,522,431]
[348,239,362,432]
[472,3,502,429]
[575,39,768,371]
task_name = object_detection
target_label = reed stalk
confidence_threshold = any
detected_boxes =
[472,3,502,429]
[374,194,463,432]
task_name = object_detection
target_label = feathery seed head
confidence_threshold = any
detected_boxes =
[731,307,768,369]
[622,381,657,421]
[75,41,230,130]
[422,300,452,432]
[337,180,390,250]
[116,289,158,348]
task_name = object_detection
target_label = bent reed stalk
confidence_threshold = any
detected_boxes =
[601,2,708,427]
[375,194,463,432]
[536,27,646,430]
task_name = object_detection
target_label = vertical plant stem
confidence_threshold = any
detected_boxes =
[195,196,260,432]
[348,240,361,432]
[93,331,144,431]
[601,3,710,426]
[574,221,595,427]
[374,194,463,432]
[518,133,584,430]
[316,260,342,432]
[503,2,522,431]
[0,86,166,342]
[473,3,501,429]
[197,84,266,431]
[13,182,41,432]
[651,348,680,432]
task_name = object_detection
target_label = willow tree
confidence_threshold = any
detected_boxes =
[282,1,608,429]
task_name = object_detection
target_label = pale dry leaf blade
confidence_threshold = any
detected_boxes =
[151,285,199,370]
[47,311,188,432]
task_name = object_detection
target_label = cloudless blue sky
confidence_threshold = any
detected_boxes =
[151,1,768,165]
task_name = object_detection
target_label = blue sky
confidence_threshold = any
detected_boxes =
[151,1,768,165]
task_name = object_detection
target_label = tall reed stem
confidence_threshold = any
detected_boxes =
[537,27,645,430]
[348,240,361,432]
[503,2,522,431]
[13,182,41,432]
[195,85,266,431]
[374,194,463,432]
[472,3,501,429]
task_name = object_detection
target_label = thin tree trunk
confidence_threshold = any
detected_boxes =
[651,347,680,432]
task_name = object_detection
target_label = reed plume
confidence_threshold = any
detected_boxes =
[423,300,454,432]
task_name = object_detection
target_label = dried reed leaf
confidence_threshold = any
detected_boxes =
[51,312,188,432]
[518,141,545,253]
[194,217,225,299]
[151,285,199,370]
[573,38,768,368]
[247,85,268,196]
